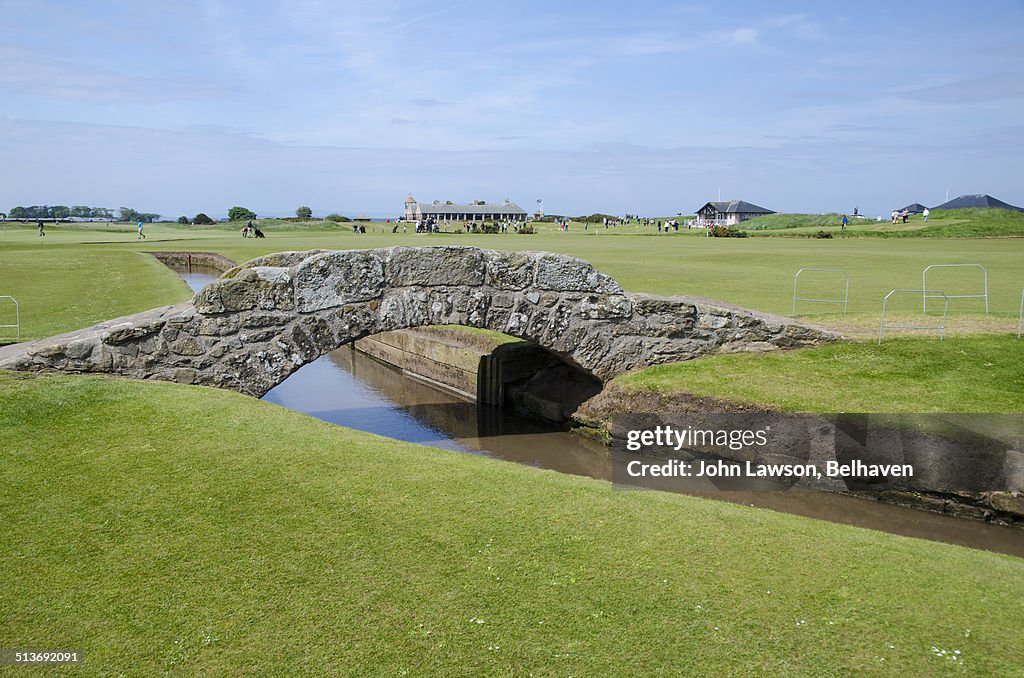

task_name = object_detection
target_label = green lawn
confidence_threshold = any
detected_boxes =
[621,335,1024,413]
[2,371,1022,675]
[0,247,192,341]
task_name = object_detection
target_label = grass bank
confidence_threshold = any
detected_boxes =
[619,335,1024,413]
[743,208,1024,238]
[2,371,1022,675]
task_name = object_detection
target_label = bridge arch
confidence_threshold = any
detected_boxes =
[0,247,835,396]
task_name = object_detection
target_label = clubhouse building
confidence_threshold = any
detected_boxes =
[695,200,775,227]
[403,197,528,222]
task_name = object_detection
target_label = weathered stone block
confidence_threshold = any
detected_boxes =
[63,338,97,360]
[576,294,633,319]
[194,267,295,313]
[485,251,535,290]
[174,368,198,384]
[385,247,485,287]
[103,320,163,344]
[989,491,1024,516]
[534,253,622,294]
[295,250,386,312]
[169,336,205,356]
[240,312,291,329]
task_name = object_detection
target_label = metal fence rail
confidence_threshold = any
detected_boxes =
[792,268,849,316]
[879,289,949,344]
[0,296,20,340]
[922,264,988,313]
[1018,289,1023,339]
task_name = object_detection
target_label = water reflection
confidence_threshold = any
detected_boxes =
[174,264,221,293]
[264,347,612,479]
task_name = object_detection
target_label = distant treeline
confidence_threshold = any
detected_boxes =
[8,205,160,222]
[573,213,618,223]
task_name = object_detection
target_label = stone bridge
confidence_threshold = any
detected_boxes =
[0,247,836,396]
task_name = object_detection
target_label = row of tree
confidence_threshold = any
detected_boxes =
[8,205,160,222]
[10,205,114,219]
[9,204,342,224]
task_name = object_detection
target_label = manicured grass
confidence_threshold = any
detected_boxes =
[619,336,1024,413]
[2,371,1022,675]
[743,208,1024,238]
[0,247,192,341]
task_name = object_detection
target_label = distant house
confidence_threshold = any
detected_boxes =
[694,200,774,228]
[931,194,1023,211]
[898,203,929,214]
[403,196,528,222]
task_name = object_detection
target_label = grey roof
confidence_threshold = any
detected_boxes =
[413,201,527,216]
[932,194,1023,211]
[698,200,774,214]
[898,203,929,213]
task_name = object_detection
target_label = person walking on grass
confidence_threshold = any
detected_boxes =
[37,220,45,237]
[841,214,848,231]
[923,207,930,222]
[137,220,145,239]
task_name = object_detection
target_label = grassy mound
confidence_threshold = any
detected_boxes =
[743,208,1024,238]
[2,371,1023,675]
[742,213,847,231]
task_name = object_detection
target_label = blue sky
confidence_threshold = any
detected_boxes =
[1,0,1023,218]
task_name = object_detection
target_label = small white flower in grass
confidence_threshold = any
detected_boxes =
[713,627,719,631]
[954,650,961,655]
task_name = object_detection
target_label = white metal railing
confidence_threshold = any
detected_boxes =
[0,296,20,339]
[879,289,949,344]
[1018,289,1023,339]
[922,264,988,313]
[792,268,849,316]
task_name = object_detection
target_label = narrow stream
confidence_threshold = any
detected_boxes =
[174,264,1024,557]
